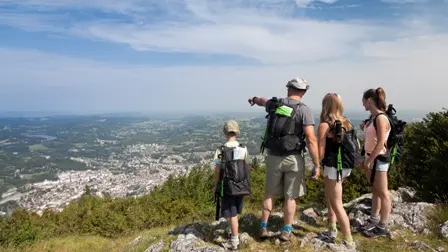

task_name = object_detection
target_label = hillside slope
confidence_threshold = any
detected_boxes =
[1,109,447,251]
[5,187,447,252]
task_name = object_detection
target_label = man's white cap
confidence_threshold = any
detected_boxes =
[286,77,309,90]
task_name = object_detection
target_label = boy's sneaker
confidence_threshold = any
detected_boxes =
[362,225,389,238]
[260,227,269,239]
[222,240,239,251]
[279,230,293,241]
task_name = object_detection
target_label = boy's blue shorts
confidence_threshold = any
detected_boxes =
[221,195,244,218]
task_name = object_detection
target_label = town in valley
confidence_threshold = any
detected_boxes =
[1,111,421,216]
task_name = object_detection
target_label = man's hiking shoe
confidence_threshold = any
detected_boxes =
[318,229,337,243]
[362,225,389,238]
[279,230,293,241]
[260,227,269,239]
[221,240,239,250]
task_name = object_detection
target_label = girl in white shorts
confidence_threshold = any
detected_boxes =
[317,93,357,249]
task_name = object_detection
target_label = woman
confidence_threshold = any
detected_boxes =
[359,87,391,238]
[317,93,356,249]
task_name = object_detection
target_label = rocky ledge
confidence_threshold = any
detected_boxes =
[140,187,447,252]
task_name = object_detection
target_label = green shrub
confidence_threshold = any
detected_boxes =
[401,108,448,202]
[0,165,267,247]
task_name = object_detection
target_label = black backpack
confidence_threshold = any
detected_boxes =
[260,97,307,156]
[372,104,407,164]
[216,144,251,197]
[324,119,360,181]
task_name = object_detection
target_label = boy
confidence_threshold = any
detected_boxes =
[212,120,252,250]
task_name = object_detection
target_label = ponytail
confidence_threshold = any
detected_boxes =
[363,87,387,111]
[375,88,387,111]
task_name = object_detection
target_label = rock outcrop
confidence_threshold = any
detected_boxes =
[141,187,446,251]
[440,221,448,239]
[348,187,435,234]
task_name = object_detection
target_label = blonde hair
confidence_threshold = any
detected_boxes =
[319,93,352,129]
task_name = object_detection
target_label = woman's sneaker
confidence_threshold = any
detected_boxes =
[318,229,337,243]
[362,224,389,238]
[328,240,356,251]
[358,217,379,232]
[341,240,357,250]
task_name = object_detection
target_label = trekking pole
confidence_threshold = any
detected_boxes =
[390,144,398,165]
[337,147,342,182]
[215,192,220,221]
[335,120,343,182]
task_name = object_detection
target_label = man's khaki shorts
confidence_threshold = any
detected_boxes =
[265,153,306,200]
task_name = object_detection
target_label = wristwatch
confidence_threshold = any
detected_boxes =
[363,159,371,168]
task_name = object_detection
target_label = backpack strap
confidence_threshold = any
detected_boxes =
[279,99,303,118]
[217,145,226,160]
[324,118,351,130]
[218,145,229,172]
[217,145,227,197]
[372,113,391,148]
[325,120,334,128]
[295,102,307,142]
[292,100,305,113]
[345,117,354,130]
[372,113,388,131]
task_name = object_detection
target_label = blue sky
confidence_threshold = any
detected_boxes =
[0,0,447,115]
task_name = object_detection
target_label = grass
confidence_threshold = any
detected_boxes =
[427,204,448,238]
[6,225,446,252]
[28,144,49,151]
[354,227,448,252]
[2,214,447,252]
[1,227,174,252]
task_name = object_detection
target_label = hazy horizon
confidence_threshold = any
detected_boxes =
[0,107,433,121]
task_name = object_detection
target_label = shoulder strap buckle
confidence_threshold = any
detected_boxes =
[217,145,226,159]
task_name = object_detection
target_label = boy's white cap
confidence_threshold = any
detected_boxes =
[223,120,240,134]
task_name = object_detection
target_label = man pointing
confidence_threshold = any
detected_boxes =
[248,77,320,241]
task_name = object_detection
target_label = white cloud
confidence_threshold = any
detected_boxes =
[295,0,339,7]
[0,0,146,13]
[81,19,377,64]
[0,0,393,64]
[1,36,447,114]
[0,0,447,113]
[380,0,428,3]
